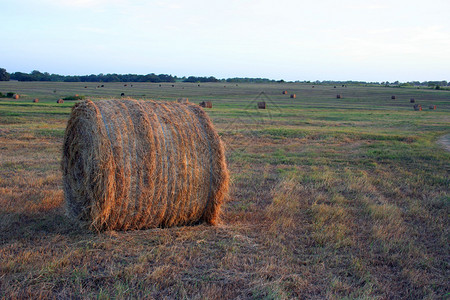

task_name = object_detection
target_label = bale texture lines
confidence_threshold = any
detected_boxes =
[62,99,229,231]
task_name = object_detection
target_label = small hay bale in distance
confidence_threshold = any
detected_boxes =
[290,94,296,99]
[198,101,212,108]
[429,105,436,110]
[177,97,189,103]
[57,99,64,103]
[391,95,396,99]
[13,94,19,99]
[410,98,415,103]
[257,101,266,109]
[62,99,229,231]
[336,94,342,99]
[33,98,39,103]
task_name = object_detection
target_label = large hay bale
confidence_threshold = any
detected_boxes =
[62,99,229,231]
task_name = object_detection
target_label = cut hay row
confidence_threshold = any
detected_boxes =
[62,99,229,231]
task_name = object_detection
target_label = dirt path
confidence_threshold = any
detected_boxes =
[438,134,450,152]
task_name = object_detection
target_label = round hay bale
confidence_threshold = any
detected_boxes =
[62,99,229,231]
[33,98,39,103]
[391,95,396,99]
[57,99,64,103]
[13,94,19,99]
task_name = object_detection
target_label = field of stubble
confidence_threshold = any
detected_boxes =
[0,81,448,299]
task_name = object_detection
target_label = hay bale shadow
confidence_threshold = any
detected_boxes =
[0,209,86,244]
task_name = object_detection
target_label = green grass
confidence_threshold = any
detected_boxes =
[0,81,448,299]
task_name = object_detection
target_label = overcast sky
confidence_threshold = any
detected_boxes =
[2,0,449,82]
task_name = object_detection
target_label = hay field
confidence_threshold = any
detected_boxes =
[0,81,449,298]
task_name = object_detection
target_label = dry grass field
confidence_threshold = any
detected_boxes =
[0,81,449,299]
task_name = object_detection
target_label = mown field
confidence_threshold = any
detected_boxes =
[0,81,449,299]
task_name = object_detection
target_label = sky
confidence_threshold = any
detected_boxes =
[1,0,449,82]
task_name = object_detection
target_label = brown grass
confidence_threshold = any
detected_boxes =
[61,99,229,231]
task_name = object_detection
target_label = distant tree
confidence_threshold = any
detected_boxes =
[0,68,10,81]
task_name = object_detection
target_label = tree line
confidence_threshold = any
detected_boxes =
[0,68,448,87]
[0,69,282,83]
[6,70,178,83]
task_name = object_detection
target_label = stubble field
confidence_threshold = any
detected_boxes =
[0,81,449,299]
